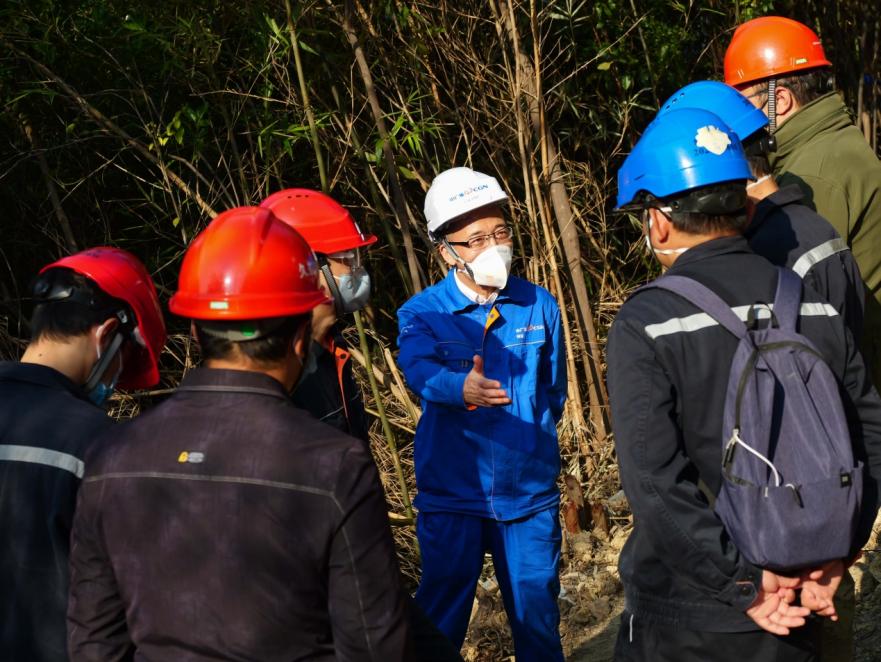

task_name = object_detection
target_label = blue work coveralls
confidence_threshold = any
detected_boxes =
[397,270,567,661]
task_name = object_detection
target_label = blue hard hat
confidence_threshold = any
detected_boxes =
[615,108,752,210]
[658,80,769,142]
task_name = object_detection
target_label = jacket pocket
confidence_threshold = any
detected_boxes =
[502,340,542,398]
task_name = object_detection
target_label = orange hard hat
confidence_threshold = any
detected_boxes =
[724,16,831,87]
[40,247,166,389]
[260,189,377,255]
[169,206,331,321]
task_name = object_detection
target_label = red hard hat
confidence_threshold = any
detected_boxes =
[40,247,166,390]
[169,206,331,321]
[724,16,831,87]
[260,188,377,255]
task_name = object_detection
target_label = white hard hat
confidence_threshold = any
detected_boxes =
[424,167,509,240]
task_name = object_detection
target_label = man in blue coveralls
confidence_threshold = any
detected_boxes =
[397,166,567,660]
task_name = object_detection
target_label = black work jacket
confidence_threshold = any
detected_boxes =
[292,330,370,443]
[606,237,881,632]
[67,368,412,661]
[0,362,111,662]
[747,185,866,343]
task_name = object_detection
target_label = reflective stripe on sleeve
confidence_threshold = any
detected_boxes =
[0,444,85,478]
[792,238,849,278]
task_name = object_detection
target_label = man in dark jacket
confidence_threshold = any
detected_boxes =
[67,207,412,661]
[658,80,866,343]
[261,188,372,442]
[0,248,165,662]
[724,20,881,656]
[262,189,463,662]
[725,16,881,390]
[608,108,881,661]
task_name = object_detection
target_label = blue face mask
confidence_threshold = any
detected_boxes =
[87,379,117,406]
[86,343,123,407]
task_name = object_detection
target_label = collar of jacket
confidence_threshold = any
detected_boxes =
[664,235,752,274]
[178,367,290,400]
[746,185,806,238]
[770,92,852,168]
[437,268,530,314]
[318,323,350,354]
[0,361,94,403]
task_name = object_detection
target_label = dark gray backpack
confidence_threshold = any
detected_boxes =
[647,267,862,571]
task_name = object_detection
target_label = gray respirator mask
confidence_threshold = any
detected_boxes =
[320,251,371,315]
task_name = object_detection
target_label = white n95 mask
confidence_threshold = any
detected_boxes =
[466,244,513,289]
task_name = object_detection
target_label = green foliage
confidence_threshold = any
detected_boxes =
[0,0,878,356]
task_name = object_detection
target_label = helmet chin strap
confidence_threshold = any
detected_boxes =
[767,79,777,132]
[318,258,345,317]
[83,327,125,393]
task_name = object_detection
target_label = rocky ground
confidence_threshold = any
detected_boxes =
[459,517,881,662]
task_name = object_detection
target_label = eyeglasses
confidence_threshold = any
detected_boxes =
[445,225,513,251]
[326,249,361,269]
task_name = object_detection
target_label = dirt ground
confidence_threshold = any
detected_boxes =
[460,525,628,662]
[459,518,881,662]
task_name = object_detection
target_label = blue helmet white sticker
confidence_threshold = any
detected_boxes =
[695,125,732,155]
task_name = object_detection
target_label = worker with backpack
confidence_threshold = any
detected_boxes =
[607,107,881,661]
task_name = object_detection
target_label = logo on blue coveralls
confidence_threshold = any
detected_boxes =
[514,324,545,340]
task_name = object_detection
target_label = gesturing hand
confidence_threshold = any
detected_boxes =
[745,570,810,635]
[463,355,511,407]
[800,559,845,620]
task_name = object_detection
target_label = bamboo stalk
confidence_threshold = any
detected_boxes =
[328,0,424,293]
[20,114,78,253]
[285,0,328,192]
[354,309,415,524]
[283,11,415,527]
[348,344,421,419]
[382,345,422,427]
[499,1,610,443]
[325,81,415,295]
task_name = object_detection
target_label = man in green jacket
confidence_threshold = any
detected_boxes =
[725,16,881,392]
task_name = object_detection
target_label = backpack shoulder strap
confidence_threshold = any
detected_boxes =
[772,267,803,331]
[639,275,748,340]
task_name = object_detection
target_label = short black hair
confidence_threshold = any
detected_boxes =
[195,315,310,365]
[648,183,750,235]
[745,154,772,178]
[30,268,128,342]
[666,210,750,235]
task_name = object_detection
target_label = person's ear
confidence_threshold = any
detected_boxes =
[291,319,312,359]
[647,208,673,245]
[438,241,460,268]
[776,85,796,117]
[95,317,120,351]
